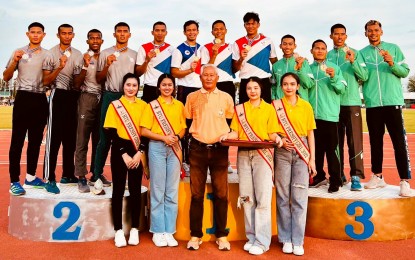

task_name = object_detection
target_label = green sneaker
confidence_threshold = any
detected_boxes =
[10,182,26,196]
[45,181,60,194]
[60,177,79,186]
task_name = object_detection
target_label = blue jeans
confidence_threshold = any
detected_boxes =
[238,149,273,251]
[274,139,309,246]
[148,140,181,233]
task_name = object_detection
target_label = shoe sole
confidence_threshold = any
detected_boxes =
[216,241,230,251]
[9,190,25,196]
[187,240,202,250]
[351,187,363,191]
[59,183,78,186]
[309,180,328,188]
[364,185,387,189]
[23,184,45,189]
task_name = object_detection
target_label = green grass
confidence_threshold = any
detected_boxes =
[1,106,415,133]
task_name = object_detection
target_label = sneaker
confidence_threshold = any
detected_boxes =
[78,178,90,193]
[351,176,363,191]
[328,183,340,193]
[114,229,127,248]
[187,237,202,250]
[364,174,387,189]
[10,182,26,196]
[243,242,253,251]
[60,177,78,186]
[45,181,60,194]
[249,245,264,255]
[227,161,234,174]
[164,233,178,247]
[399,181,415,197]
[89,174,112,187]
[309,177,328,188]
[216,237,230,251]
[341,175,349,185]
[24,176,45,189]
[152,233,167,247]
[282,242,293,254]
[128,228,139,245]
[293,245,304,256]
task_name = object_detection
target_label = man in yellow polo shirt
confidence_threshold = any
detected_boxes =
[184,64,234,251]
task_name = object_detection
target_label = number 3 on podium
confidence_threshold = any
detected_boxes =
[345,201,374,240]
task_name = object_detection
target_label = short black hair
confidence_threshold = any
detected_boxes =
[153,21,166,30]
[311,39,327,49]
[365,20,382,31]
[330,23,346,34]
[87,29,102,39]
[114,22,130,32]
[58,24,73,33]
[212,20,226,30]
[243,12,260,23]
[281,34,295,43]
[183,20,199,31]
[28,22,44,32]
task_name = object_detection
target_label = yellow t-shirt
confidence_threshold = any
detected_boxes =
[230,100,278,141]
[140,96,187,135]
[276,96,316,137]
[184,88,234,144]
[104,96,147,140]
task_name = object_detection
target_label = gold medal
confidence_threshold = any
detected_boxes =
[194,56,200,62]
[320,64,328,72]
[245,45,252,51]
[343,46,350,53]
[64,50,71,58]
[214,38,221,44]
[293,52,299,59]
[154,49,160,55]
[88,50,94,57]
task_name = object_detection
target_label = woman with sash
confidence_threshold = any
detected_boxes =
[220,77,282,255]
[141,73,186,247]
[272,72,316,256]
[103,73,147,247]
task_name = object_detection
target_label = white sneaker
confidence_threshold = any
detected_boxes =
[282,242,293,254]
[249,245,264,255]
[152,233,167,247]
[164,233,178,247]
[227,162,234,173]
[128,228,139,245]
[114,230,127,248]
[243,242,253,251]
[399,181,415,197]
[364,175,387,189]
[293,245,304,256]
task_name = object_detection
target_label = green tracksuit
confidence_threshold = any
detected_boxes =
[271,56,314,101]
[327,47,368,106]
[309,60,347,122]
[360,41,409,108]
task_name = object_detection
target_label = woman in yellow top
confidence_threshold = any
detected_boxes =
[220,77,282,256]
[103,73,147,248]
[274,72,316,256]
[141,74,186,247]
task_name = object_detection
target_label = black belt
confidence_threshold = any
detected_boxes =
[190,138,221,149]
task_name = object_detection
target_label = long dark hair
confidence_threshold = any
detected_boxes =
[156,73,176,97]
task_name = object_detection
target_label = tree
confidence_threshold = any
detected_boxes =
[408,74,415,92]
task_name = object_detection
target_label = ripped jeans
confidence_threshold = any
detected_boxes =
[237,149,273,251]
[275,139,309,246]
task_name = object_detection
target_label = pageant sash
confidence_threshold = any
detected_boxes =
[235,104,273,171]
[112,100,141,151]
[272,99,310,164]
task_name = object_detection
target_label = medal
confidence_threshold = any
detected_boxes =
[22,53,29,60]
[245,45,251,51]
[343,46,350,53]
[320,64,327,72]
[154,48,160,55]
[114,51,120,58]
[64,50,71,58]
[194,56,200,62]
[219,109,224,116]
[214,38,221,44]
[88,50,94,57]
[293,52,299,59]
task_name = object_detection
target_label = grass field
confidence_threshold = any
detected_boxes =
[1,106,415,133]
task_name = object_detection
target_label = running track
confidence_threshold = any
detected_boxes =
[0,130,414,259]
